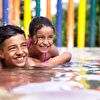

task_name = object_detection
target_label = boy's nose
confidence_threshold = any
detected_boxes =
[16,48,23,55]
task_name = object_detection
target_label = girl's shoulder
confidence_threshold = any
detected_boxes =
[49,45,59,57]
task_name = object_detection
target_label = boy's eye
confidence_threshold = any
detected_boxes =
[22,42,27,47]
[8,46,16,51]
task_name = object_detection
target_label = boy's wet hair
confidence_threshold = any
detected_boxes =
[0,25,25,44]
[29,16,55,37]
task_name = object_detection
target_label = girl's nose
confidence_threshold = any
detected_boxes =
[43,39,49,45]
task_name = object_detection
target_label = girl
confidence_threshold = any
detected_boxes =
[28,16,71,68]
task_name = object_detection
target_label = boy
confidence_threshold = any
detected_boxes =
[0,25,42,69]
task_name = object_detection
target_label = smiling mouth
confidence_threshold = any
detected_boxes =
[15,56,26,63]
[40,45,50,48]
[40,46,49,49]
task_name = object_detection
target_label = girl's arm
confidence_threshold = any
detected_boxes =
[49,45,59,57]
[42,51,71,68]
[26,51,71,69]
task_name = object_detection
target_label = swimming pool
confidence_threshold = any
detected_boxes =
[0,48,100,100]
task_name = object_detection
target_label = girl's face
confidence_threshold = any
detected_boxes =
[0,34,28,68]
[31,26,54,53]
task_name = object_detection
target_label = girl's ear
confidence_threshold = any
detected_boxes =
[28,35,32,42]
[28,34,37,45]
[28,34,31,39]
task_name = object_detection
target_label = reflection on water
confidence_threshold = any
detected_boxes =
[0,69,56,90]
[0,48,100,91]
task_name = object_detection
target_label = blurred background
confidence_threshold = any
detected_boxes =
[0,0,100,47]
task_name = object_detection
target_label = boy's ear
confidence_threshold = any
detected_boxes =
[0,50,4,59]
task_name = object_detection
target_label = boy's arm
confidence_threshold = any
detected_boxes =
[25,57,43,68]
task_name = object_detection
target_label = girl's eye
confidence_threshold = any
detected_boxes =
[37,36,44,40]
[48,35,53,39]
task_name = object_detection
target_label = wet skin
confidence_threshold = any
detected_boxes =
[30,26,54,54]
[0,34,28,68]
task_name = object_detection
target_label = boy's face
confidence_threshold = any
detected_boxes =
[0,34,28,68]
[31,26,54,53]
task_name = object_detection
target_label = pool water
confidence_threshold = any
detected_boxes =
[0,48,100,99]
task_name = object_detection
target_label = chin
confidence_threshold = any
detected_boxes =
[39,48,49,53]
[14,63,25,68]
[41,50,48,53]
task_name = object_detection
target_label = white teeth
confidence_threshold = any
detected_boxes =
[16,57,24,61]
[41,46,48,48]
